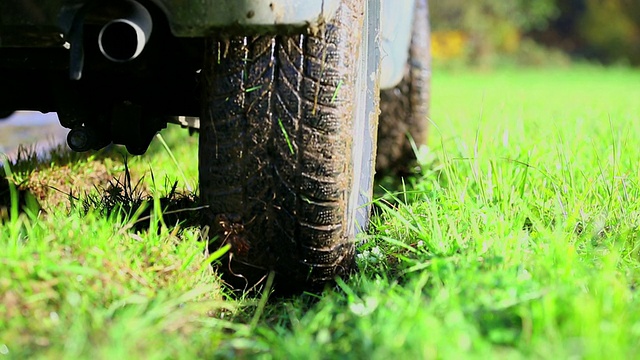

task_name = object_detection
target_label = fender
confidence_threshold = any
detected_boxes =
[152,0,340,36]
[379,0,416,89]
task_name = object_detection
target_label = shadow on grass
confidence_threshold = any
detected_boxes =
[0,176,40,222]
[0,143,272,297]
[74,164,285,298]
[80,166,205,232]
[372,149,447,212]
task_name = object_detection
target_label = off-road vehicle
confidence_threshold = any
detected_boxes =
[0,0,430,290]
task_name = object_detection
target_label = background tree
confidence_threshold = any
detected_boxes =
[430,0,640,66]
[430,0,559,65]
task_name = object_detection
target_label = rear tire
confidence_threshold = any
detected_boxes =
[376,0,431,175]
[198,0,378,291]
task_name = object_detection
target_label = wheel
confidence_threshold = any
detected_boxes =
[376,0,431,175]
[199,0,380,291]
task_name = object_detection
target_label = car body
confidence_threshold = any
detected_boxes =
[0,0,414,126]
[0,0,429,290]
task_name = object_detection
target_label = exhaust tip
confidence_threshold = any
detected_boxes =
[98,1,152,62]
[98,20,143,62]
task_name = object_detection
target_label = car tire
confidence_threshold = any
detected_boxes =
[199,0,379,291]
[376,0,431,175]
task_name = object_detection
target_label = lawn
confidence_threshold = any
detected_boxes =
[2,65,640,359]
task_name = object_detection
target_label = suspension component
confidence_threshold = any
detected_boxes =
[67,126,96,152]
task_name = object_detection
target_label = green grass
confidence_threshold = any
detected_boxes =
[2,65,640,358]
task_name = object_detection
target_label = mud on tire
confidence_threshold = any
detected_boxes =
[199,0,372,291]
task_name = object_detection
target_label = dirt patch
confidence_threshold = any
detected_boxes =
[25,162,114,211]
[1,142,123,215]
[1,162,116,220]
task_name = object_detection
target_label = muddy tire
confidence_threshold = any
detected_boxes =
[376,0,431,174]
[199,0,379,291]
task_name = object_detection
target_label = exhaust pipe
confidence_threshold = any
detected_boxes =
[98,0,153,62]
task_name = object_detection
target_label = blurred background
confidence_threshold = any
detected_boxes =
[429,0,640,68]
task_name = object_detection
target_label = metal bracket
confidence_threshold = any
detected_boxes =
[67,7,86,80]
